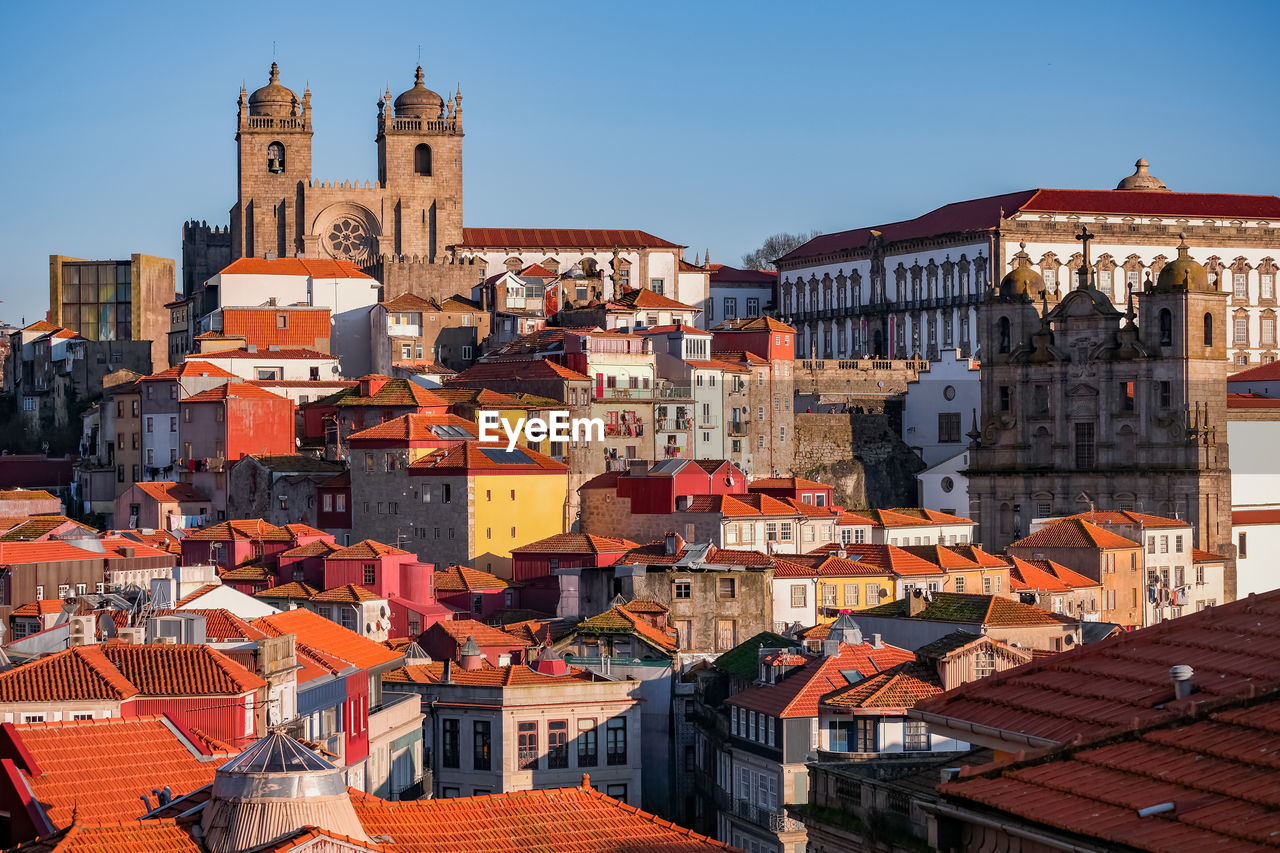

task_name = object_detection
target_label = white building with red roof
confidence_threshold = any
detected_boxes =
[776,158,1280,365]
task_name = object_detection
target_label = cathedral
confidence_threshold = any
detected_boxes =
[182,63,708,320]
[966,231,1235,595]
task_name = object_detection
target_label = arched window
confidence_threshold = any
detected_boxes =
[267,142,285,173]
[1204,312,1214,347]
[998,316,1011,353]
[414,144,432,176]
[1159,309,1173,346]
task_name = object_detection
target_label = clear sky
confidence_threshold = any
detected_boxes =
[1,0,1277,325]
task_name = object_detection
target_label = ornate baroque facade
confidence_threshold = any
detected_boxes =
[966,232,1236,597]
[776,160,1280,368]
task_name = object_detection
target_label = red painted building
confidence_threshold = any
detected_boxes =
[433,564,515,619]
[180,519,332,572]
[711,316,796,361]
[510,532,638,614]
[179,383,296,463]
[748,476,836,507]
[419,619,530,666]
[614,458,748,514]
[322,540,453,635]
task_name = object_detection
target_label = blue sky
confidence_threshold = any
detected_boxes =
[1,0,1277,325]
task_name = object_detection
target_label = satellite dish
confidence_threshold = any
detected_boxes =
[98,612,117,638]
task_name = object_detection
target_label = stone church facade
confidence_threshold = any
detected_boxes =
[776,160,1280,368]
[182,63,708,320]
[966,234,1236,597]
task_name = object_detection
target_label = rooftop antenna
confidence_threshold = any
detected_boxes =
[418,44,422,64]
[273,40,277,59]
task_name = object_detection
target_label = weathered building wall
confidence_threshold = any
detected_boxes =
[791,413,924,509]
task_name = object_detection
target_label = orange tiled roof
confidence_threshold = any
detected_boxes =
[0,490,58,502]
[133,481,208,503]
[461,227,683,250]
[310,583,384,603]
[430,619,527,648]
[349,783,733,851]
[219,564,274,582]
[450,359,592,384]
[407,441,568,473]
[613,288,700,312]
[942,543,1012,568]
[11,715,231,832]
[864,507,975,527]
[510,532,639,555]
[10,599,67,618]
[729,642,915,718]
[1192,547,1228,563]
[749,477,830,490]
[682,493,799,517]
[346,413,479,443]
[0,516,93,542]
[142,361,239,381]
[253,607,401,670]
[618,542,773,568]
[1009,518,1141,550]
[713,316,794,333]
[576,606,678,652]
[220,306,332,349]
[384,660,603,687]
[861,591,1075,627]
[915,588,1280,747]
[256,581,321,599]
[1009,557,1099,592]
[217,257,374,279]
[434,565,509,592]
[151,608,267,642]
[328,539,410,560]
[182,382,293,403]
[280,539,341,559]
[331,378,448,409]
[822,661,945,710]
[939,687,1280,852]
[99,643,266,695]
[16,820,203,852]
[184,519,291,542]
[0,646,138,702]
[1058,509,1190,529]
[806,542,949,577]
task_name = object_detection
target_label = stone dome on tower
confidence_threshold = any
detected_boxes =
[1155,234,1214,293]
[999,242,1045,300]
[248,62,299,117]
[1116,158,1170,191]
[394,66,445,118]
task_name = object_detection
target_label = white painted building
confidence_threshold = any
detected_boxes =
[918,449,969,516]
[770,566,818,632]
[1228,401,1280,596]
[201,257,381,376]
[901,349,980,468]
[191,347,341,382]
[707,264,777,327]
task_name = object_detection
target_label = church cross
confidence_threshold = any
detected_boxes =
[1076,226,1095,289]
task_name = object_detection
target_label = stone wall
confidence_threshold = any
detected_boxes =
[791,412,924,509]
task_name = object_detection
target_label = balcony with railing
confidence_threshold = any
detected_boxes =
[712,783,804,834]
[727,420,747,436]
[369,691,421,742]
[598,382,692,401]
[657,417,692,432]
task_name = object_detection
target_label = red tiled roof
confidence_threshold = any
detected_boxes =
[939,687,1280,853]
[220,306,332,350]
[1008,557,1098,593]
[10,599,66,618]
[729,642,914,718]
[681,493,799,518]
[11,715,231,832]
[100,643,266,695]
[173,583,221,606]
[450,359,591,384]
[434,565,509,592]
[713,316,796,333]
[142,361,238,381]
[279,540,340,559]
[18,820,203,851]
[806,542,949,578]
[1192,548,1228,563]
[133,481,208,503]
[429,619,528,649]
[385,660,602,687]
[349,783,733,851]
[152,608,267,642]
[612,288,700,312]
[407,441,568,473]
[0,516,93,542]
[1009,518,1141,550]
[181,382,292,403]
[780,187,1280,264]
[346,413,478,444]
[194,347,335,362]
[710,264,778,285]
[576,606,679,652]
[619,542,774,568]
[217,257,374,279]
[461,227,682,250]
[218,565,274,582]
[327,539,411,560]
[915,589,1280,747]
[253,607,402,670]
[1227,391,1280,408]
[823,661,944,710]
[0,646,137,701]
[331,378,448,409]
[310,583,384,603]
[0,490,59,503]
[942,544,1012,569]
[864,507,975,527]
[0,541,111,567]
[1058,509,1189,529]
[256,581,321,599]
[511,532,638,555]
[749,477,830,491]
[1232,508,1280,525]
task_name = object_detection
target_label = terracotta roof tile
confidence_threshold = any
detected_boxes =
[256,581,321,599]
[182,382,294,404]
[510,532,638,555]
[253,608,402,670]
[219,306,332,350]
[939,687,1280,852]
[429,619,528,648]
[1009,518,1141,550]
[330,378,448,409]
[434,565,509,592]
[279,540,340,559]
[151,608,267,642]
[346,413,478,443]
[142,361,238,381]
[327,539,411,560]
[218,565,274,582]
[0,516,93,542]
[17,820,203,851]
[99,643,266,695]
[1009,557,1099,592]
[729,642,914,717]
[749,477,830,490]
[309,583,383,603]
[349,783,731,851]
[864,507,975,527]
[576,606,678,652]
[217,257,374,279]
[461,227,682,250]
[613,288,700,312]
[822,661,945,709]
[916,589,1280,747]
[712,316,795,333]
[861,592,1075,627]
[407,441,568,473]
[0,646,138,701]
[132,481,209,503]
[384,660,602,687]
[450,358,591,384]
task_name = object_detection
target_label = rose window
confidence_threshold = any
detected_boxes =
[326,217,370,261]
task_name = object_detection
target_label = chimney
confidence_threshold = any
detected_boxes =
[871,633,882,649]
[246,344,258,353]
[442,658,453,684]
[908,588,928,617]
[1170,665,1194,700]
[459,636,483,670]
[665,531,685,556]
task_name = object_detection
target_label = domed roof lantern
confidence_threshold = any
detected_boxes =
[394,65,445,118]
[999,242,1045,301]
[201,731,368,852]
[247,62,299,117]
[1155,234,1213,293]
[1116,158,1170,191]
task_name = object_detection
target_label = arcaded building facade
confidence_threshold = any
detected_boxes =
[966,234,1235,596]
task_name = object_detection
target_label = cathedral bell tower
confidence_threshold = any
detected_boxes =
[231,62,314,259]
[374,66,465,261]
